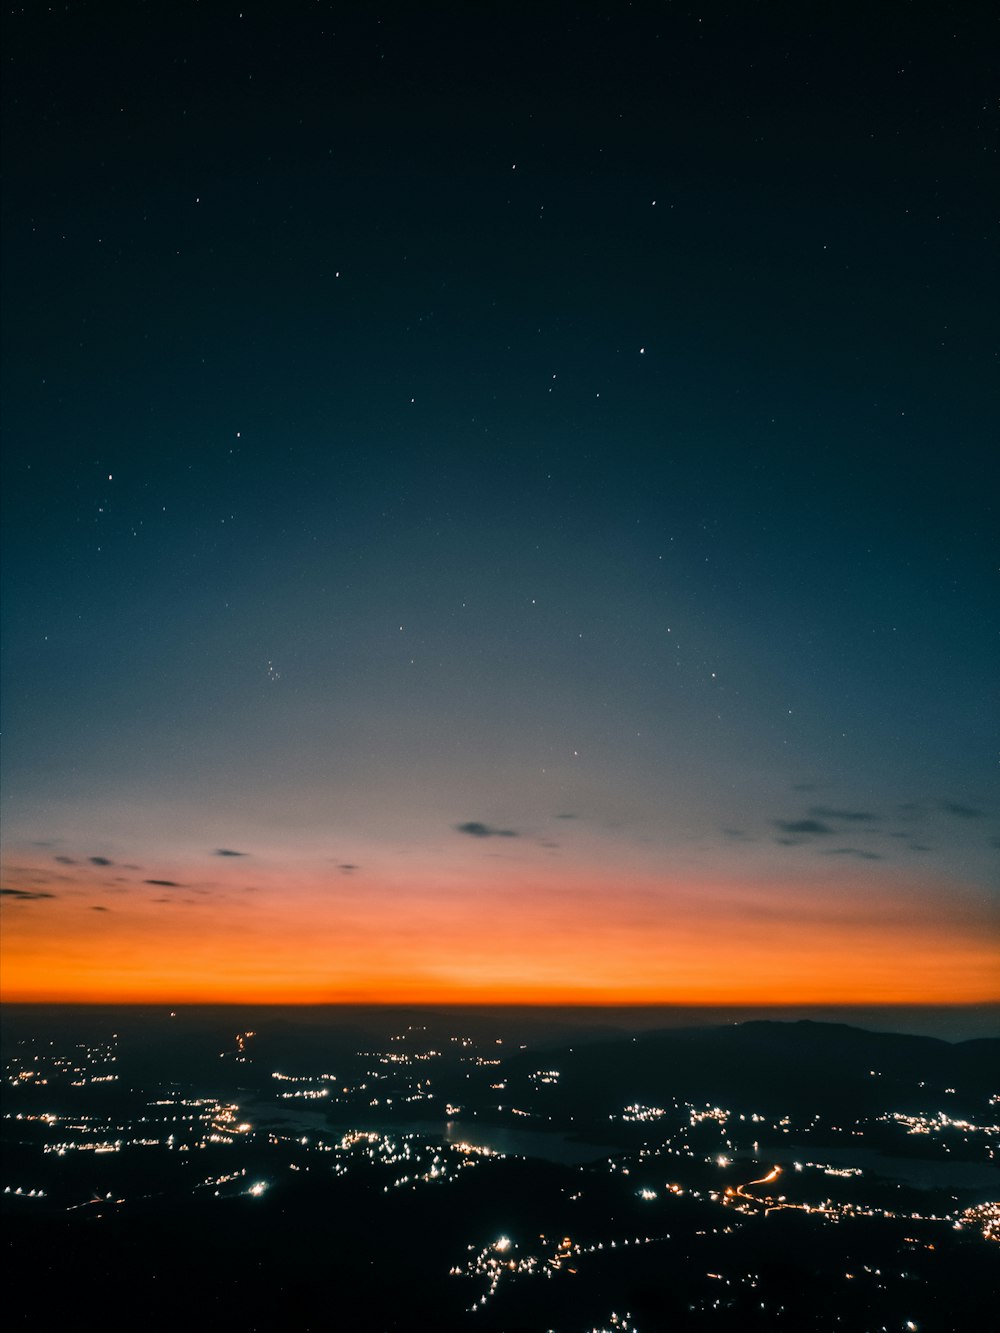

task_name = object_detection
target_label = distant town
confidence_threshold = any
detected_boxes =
[2,1008,996,1330]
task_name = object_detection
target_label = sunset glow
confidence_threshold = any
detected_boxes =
[3,849,996,1006]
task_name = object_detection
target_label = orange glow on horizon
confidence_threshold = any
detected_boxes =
[2,855,997,1007]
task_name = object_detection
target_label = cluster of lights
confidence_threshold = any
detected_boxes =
[228,1031,256,1065]
[455,1229,670,1309]
[328,1128,497,1192]
[271,1071,338,1083]
[44,1138,122,1154]
[690,1106,730,1126]
[5,1037,118,1088]
[588,1315,639,1333]
[956,1202,1000,1243]
[881,1110,1000,1137]
[195,1168,247,1192]
[377,1049,440,1065]
[616,1103,667,1122]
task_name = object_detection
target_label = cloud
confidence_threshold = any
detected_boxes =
[144,879,184,887]
[721,828,752,841]
[455,821,518,839]
[1,887,55,900]
[338,864,359,873]
[822,848,882,861]
[808,806,879,822]
[54,855,77,865]
[909,844,933,852]
[214,848,249,857]
[90,905,110,912]
[942,802,985,819]
[774,819,833,836]
[555,813,577,820]
[89,856,114,866]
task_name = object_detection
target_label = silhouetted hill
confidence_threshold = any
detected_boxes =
[496,1020,999,1120]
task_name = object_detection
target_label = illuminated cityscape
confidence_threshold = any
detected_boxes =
[2,1007,995,1329]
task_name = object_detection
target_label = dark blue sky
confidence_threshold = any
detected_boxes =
[2,2,996,1002]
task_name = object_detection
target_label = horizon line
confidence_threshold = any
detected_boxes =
[3,1000,997,1010]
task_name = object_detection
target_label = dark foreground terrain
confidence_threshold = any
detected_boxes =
[2,1007,997,1330]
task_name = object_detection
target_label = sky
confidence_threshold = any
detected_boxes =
[1,1,997,1005]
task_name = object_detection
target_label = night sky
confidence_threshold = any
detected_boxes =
[2,2,996,1004]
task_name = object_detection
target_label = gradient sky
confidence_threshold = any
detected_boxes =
[2,2,996,1004]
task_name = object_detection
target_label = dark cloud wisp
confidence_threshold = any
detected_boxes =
[455,822,519,839]
[774,819,833,836]
[808,807,879,822]
[822,848,882,861]
[943,803,985,819]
